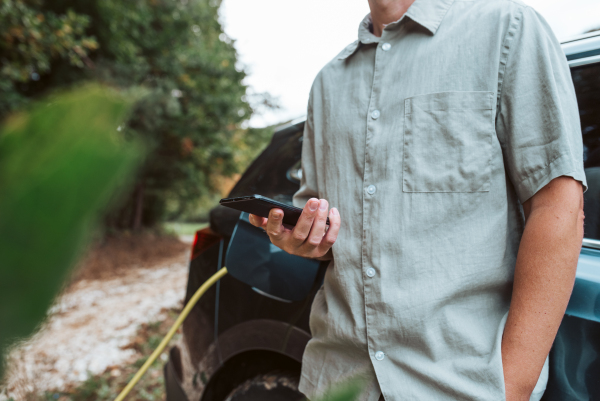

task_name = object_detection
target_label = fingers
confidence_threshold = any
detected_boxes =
[300,199,329,252]
[265,208,288,244]
[248,213,267,228]
[289,198,320,247]
[317,207,340,256]
[255,199,340,259]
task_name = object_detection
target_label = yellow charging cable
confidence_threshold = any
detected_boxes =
[114,267,228,401]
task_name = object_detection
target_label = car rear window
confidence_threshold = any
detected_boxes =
[572,62,600,240]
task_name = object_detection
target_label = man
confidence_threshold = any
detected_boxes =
[249,0,587,399]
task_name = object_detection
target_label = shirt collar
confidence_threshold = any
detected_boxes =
[339,0,455,60]
[405,0,455,34]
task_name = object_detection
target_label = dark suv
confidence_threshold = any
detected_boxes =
[165,32,600,401]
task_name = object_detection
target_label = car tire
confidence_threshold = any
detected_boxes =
[224,372,305,401]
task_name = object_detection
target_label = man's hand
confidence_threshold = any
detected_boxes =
[502,176,584,400]
[248,198,340,260]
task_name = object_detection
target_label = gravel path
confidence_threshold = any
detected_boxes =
[1,246,190,400]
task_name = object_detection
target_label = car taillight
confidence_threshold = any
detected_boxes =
[191,227,221,261]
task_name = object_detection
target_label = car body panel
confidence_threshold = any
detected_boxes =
[225,212,322,302]
[562,32,600,67]
[567,247,600,322]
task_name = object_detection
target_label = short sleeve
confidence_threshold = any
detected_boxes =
[293,94,319,208]
[495,6,587,203]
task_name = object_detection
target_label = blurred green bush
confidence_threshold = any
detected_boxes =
[314,380,364,401]
[1,0,276,229]
[0,85,143,375]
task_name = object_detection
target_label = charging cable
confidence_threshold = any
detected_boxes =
[114,267,228,401]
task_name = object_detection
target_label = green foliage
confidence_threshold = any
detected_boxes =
[0,0,97,115]
[1,0,277,228]
[313,379,364,401]
[0,85,143,373]
[87,0,259,225]
[69,374,113,401]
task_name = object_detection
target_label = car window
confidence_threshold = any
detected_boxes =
[572,62,600,240]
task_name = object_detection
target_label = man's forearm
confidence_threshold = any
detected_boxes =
[502,178,584,400]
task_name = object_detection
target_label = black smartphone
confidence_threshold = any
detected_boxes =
[219,195,330,227]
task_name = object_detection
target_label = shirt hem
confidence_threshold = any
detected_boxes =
[299,373,318,401]
[515,152,588,202]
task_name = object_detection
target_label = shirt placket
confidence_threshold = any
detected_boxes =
[361,29,396,399]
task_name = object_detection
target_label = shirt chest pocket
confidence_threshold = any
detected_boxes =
[402,91,494,193]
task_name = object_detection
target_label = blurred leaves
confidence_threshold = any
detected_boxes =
[313,378,364,401]
[0,85,144,373]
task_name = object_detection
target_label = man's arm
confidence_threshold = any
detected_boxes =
[502,176,584,400]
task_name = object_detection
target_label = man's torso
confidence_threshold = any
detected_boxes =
[294,0,581,399]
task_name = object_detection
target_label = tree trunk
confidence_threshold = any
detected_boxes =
[132,182,144,232]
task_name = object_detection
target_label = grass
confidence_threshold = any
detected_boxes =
[18,309,182,401]
[162,222,208,236]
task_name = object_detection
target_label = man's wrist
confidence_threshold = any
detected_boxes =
[502,337,539,401]
[504,383,534,401]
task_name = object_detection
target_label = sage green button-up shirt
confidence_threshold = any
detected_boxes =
[292,0,587,400]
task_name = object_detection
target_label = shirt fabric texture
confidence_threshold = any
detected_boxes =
[292,0,588,400]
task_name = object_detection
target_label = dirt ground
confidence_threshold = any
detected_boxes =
[0,233,192,401]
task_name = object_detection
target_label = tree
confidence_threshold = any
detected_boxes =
[1,0,274,229]
[0,0,97,116]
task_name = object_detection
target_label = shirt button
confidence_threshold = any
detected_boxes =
[375,351,385,361]
[366,268,376,277]
[366,185,376,195]
[371,109,380,120]
[381,42,391,51]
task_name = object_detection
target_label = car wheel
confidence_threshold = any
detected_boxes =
[224,372,305,401]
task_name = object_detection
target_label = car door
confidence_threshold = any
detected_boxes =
[542,33,600,401]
